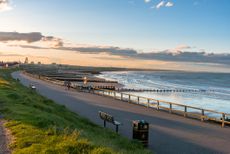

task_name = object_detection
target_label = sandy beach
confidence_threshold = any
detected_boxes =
[12,71,230,154]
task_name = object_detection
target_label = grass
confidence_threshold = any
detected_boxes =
[0,68,152,154]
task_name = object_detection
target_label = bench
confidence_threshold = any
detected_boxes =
[99,111,121,133]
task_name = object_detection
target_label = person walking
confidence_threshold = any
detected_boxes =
[67,81,71,90]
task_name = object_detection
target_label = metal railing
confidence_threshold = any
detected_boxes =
[93,88,230,128]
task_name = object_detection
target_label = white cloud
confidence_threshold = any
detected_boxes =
[165,2,174,7]
[144,0,151,3]
[170,45,193,55]
[156,1,165,9]
[153,1,174,9]
[0,0,12,12]
[174,45,192,51]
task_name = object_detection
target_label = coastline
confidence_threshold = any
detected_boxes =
[20,64,230,121]
[12,71,230,154]
[97,71,230,114]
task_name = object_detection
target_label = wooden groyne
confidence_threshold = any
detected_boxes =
[22,72,65,87]
[49,77,118,83]
[117,88,210,93]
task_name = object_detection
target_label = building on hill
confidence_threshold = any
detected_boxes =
[24,57,29,64]
[0,62,20,69]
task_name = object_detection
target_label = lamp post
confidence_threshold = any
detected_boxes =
[83,76,87,85]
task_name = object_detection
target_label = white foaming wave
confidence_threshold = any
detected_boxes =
[98,71,230,113]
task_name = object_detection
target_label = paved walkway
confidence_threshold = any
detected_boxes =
[12,71,230,154]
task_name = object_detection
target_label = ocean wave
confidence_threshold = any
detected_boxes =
[98,71,230,113]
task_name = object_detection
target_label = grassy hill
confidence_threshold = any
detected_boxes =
[0,69,151,154]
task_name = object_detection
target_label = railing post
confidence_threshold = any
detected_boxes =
[147,99,150,108]
[201,109,205,122]
[184,106,187,117]
[157,100,160,110]
[137,97,140,104]
[128,95,131,103]
[222,113,225,128]
[169,103,172,113]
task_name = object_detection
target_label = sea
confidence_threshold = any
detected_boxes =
[97,71,230,115]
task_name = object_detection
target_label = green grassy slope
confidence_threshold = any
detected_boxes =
[0,69,151,154]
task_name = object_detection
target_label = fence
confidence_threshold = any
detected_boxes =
[93,88,230,128]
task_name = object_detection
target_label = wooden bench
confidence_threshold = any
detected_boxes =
[99,111,121,133]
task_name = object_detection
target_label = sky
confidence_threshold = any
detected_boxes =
[0,0,230,72]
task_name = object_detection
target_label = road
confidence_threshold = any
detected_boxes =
[12,71,230,154]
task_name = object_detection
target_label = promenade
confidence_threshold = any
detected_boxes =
[12,71,230,154]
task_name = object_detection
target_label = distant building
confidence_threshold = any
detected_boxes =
[24,57,29,64]
[0,62,20,69]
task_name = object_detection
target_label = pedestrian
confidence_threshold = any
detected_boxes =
[67,81,71,90]
[64,81,68,90]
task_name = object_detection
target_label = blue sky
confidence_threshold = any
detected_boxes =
[0,0,229,53]
[0,0,230,71]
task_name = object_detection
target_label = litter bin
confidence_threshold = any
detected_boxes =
[132,120,149,147]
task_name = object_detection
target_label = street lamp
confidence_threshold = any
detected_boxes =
[83,76,87,85]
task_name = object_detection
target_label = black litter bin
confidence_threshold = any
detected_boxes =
[132,120,149,147]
